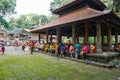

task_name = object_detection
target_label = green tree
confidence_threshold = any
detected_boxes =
[8,17,16,30]
[50,0,71,11]
[8,14,49,30]
[113,0,120,12]
[0,16,9,28]
[0,0,16,16]
[39,15,48,25]
[49,0,71,22]
[101,0,120,13]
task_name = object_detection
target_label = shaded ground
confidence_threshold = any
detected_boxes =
[0,46,119,80]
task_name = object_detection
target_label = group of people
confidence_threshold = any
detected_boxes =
[14,40,35,54]
[34,41,96,60]
[13,38,120,60]
[59,42,95,60]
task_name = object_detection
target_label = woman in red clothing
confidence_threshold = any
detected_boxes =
[21,41,26,51]
[90,43,96,54]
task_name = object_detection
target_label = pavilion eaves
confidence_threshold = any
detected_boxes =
[31,7,111,32]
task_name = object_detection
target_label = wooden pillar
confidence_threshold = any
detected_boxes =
[77,37,79,43]
[84,22,89,43]
[94,36,96,44]
[101,29,104,45]
[46,29,48,44]
[115,30,118,47]
[72,25,76,44]
[107,27,111,51]
[57,27,61,44]
[96,22,102,53]
[38,33,41,42]
[50,33,52,43]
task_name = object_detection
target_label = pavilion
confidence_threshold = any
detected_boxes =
[31,0,120,54]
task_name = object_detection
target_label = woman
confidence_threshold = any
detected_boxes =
[69,44,74,58]
[82,43,88,60]
[21,41,26,51]
[90,43,96,54]
[29,41,35,54]
[1,41,5,55]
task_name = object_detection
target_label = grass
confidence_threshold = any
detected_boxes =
[0,53,119,80]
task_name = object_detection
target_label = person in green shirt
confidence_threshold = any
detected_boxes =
[74,42,81,59]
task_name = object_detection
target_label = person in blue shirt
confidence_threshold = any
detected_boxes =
[59,42,65,58]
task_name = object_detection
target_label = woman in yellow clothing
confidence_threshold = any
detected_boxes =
[54,44,59,55]
[44,44,50,52]
[50,44,55,53]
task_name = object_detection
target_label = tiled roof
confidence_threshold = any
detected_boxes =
[52,0,106,15]
[31,7,111,32]
[9,28,22,35]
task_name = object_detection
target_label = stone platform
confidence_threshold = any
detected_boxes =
[86,52,119,63]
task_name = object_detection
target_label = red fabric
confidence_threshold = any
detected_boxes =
[83,46,88,54]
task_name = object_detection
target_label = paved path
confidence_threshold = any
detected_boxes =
[4,46,30,55]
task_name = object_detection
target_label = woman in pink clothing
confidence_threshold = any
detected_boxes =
[69,44,74,58]
[82,43,88,60]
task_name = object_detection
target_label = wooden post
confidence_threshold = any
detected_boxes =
[72,25,76,44]
[77,36,79,43]
[107,27,111,51]
[115,30,118,47]
[50,33,52,43]
[101,28,104,45]
[46,29,48,44]
[38,33,41,42]
[96,22,102,53]
[94,36,96,44]
[84,22,89,43]
[57,27,61,44]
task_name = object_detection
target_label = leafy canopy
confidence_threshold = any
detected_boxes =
[0,0,16,16]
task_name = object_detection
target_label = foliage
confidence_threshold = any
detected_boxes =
[101,0,120,15]
[113,0,120,12]
[8,14,49,30]
[50,0,71,11]
[0,16,9,28]
[0,0,16,17]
